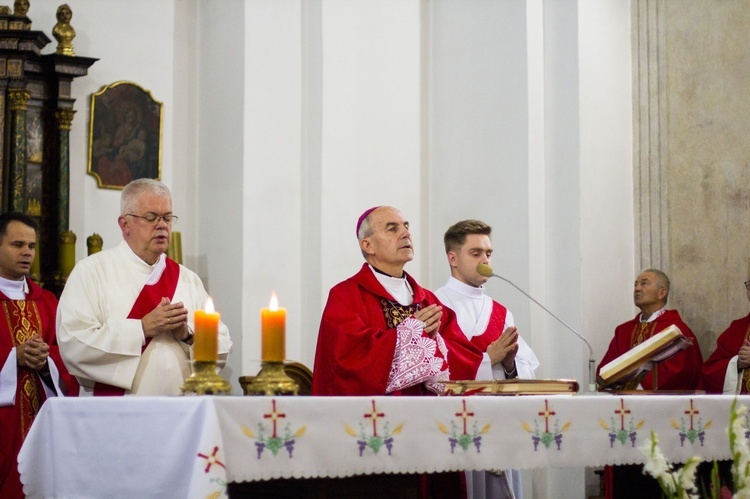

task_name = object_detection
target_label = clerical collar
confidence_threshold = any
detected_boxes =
[368,264,413,306]
[640,307,665,323]
[444,276,485,299]
[0,275,28,300]
[370,265,404,279]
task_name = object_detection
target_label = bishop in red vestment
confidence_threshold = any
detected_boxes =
[312,207,482,499]
[0,213,78,499]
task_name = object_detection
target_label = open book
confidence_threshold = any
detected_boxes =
[596,324,693,391]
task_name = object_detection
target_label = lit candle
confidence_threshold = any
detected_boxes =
[194,297,219,362]
[261,292,285,362]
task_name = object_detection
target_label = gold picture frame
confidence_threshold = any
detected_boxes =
[87,81,163,189]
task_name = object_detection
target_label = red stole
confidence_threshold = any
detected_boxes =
[468,301,508,353]
[2,299,44,438]
[93,258,180,396]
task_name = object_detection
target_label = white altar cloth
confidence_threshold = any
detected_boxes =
[18,394,749,498]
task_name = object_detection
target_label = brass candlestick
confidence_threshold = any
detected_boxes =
[242,361,298,396]
[181,361,231,395]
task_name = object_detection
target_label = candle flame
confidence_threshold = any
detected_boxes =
[269,291,278,311]
[204,296,215,314]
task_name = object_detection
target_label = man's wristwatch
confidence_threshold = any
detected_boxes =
[181,327,194,345]
[503,362,518,379]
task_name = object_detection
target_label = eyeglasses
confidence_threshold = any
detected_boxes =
[745,281,750,290]
[126,213,178,225]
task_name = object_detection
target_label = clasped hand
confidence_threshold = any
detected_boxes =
[487,326,520,372]
[738,340,750,370]
[141,297,189,341]
[413,304,442,338]
[17,334,49,370]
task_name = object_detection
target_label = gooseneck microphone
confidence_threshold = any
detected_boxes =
[477,263,597,392]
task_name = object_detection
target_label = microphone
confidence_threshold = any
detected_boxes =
[477,263,597,392]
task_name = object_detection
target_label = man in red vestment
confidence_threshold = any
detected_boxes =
[0,212,78,498]
[597,268,703,499]
[703,278,750,394]
[312,206,482,499]
[597,269,703,391]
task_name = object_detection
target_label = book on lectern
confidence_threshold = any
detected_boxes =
[596,324,693,391]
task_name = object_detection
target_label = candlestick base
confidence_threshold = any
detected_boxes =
[242,361,299,396]
[181,361,232,395]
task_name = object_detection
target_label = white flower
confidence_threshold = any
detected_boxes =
[677,456,700,498]
[640,431,677,494]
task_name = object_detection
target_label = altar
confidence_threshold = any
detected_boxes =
[18,394,748,498]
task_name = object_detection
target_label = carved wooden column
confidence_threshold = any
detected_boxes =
[55,108,75,233]
[8,89,30,212]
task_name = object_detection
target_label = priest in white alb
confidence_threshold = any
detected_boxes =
[436,219,539,499]
[57,179,232,396]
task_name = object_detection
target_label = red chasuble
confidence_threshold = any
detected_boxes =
[703,313,750,394]
[93,257,180,396]
[597,309,703,391]
[0,279,78,499]
[467,301,508,353]
[312,264,482,396]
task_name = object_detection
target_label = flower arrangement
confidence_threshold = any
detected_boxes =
[640,399,749,499]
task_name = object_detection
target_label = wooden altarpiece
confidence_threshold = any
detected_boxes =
[0,10,96,295]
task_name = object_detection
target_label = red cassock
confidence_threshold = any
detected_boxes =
[703,313,750,394]
[312,264,482,396]
[597,309,703,391]
[0,280,78,499]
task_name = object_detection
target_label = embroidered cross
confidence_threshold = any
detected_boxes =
[615,398,631,430]
[364,400,385,436]
[196,446,226,473]
[684,399,699,430]
[264,399,286,438]
[455,399,475,435]
[538,399,556,433]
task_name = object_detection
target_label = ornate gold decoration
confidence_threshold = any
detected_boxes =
[86,233,102,255]
[52,4,75,56]
[7,59,21,77]
[181,361,232,396]
[241,361,299,396]
[8,89,29,111]
[380,298,420,329]
[55,108,75,130]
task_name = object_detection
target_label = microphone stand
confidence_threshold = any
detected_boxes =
[488,271,597,393]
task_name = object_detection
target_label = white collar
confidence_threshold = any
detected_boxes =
[640,307,666,323]
[368,264,413,306]
[444,275,485,299]
[0,275,28,299]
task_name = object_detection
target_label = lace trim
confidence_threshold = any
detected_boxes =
[386,317,450,395]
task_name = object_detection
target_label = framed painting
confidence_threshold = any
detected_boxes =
[87,81,163,189]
